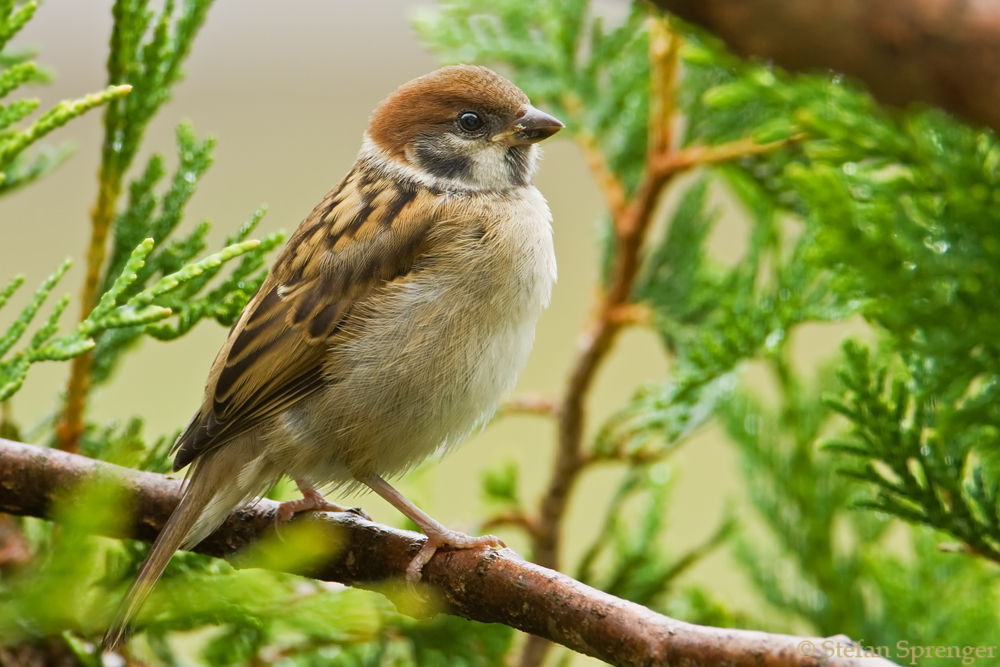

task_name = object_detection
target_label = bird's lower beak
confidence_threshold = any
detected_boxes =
[495,105,564,146]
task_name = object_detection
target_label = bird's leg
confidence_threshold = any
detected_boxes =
[276,479,372,523]
[361,475,504,581]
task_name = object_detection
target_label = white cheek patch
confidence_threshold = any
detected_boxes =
[438,135,539,190]
[361,134,539,194]
[467,141,518,189]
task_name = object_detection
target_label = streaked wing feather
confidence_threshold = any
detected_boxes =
[172,167,437,471]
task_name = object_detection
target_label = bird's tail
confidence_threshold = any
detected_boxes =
[103,455,232,652]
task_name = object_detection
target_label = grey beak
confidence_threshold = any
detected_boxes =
[499,105,564,145]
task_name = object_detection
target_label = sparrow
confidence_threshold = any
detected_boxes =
[104,65,562,649]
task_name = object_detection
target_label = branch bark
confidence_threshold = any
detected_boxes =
[651,0,1000,133]
[0,439,898,667]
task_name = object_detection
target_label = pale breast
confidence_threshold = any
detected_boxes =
[278,186,556,485]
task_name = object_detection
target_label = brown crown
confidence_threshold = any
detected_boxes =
[368,65,530,157]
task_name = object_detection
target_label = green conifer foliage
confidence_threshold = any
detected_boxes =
[0,0,129,192]
[419,0,1000,662]
[1,0,998,663]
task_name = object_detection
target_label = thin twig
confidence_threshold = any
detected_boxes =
[532,10,682,585]
[56,170,122,453]
[653,515,736,593]
[648,15,681,157]
[0,438,898,667]
[482,510,542,539]
[520,20,685,666]
[521,17,800,667]
[607,304,653,328]
[562,96,628,220]
[0,400,16,441]
[499,393,561,417]
[651,134,803,176]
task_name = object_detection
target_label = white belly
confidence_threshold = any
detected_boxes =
[274,188,556,486]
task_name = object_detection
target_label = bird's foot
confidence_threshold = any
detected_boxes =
[407,529,504,582]
[276,485,372,524]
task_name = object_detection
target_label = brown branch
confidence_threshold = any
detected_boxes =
[523,19,801,666]
[0,439,898,667]
[532,14,701,588]
[56,169,123,453]
[522,22,687,665]
[572,126,628,219]
[0,401,17,442]
[531,123,798,577]
[607,304,653,328]
[563,94,629,221]
[652,134,803,177]
[648,16,681,157]
[0,514,30,571]
[481,509,542,539]
[651,0,1000,134]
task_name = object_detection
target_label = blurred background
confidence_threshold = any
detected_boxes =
[1,0,848,625]
[6,3,1000,665]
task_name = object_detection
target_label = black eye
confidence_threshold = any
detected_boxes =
[457,111,482,132]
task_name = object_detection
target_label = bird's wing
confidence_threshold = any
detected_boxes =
[171,166,440,471]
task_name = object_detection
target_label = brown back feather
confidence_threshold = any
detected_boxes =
[172,166,440,470]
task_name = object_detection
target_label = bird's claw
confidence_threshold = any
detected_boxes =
[275,488,371,531]
[405,532,505,583]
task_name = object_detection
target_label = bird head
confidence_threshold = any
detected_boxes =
[367,65,564,190]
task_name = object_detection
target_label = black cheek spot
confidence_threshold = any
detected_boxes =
[413,142,474,182]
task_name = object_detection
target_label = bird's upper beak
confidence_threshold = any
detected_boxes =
[495,105,564,146]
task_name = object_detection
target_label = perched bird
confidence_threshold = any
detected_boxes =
[104,65,562,649]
